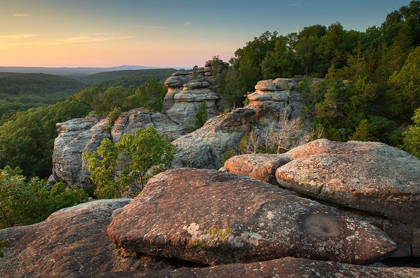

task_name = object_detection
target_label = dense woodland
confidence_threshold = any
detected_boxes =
[216,0,419,156]
[0,1,419,229]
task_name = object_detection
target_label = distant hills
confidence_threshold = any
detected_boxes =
[0,65,174,77]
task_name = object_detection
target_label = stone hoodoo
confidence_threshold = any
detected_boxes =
[170,78,307,169]
[164,59,229,126]
[224,139,420,258]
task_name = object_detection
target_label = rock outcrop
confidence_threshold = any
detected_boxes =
[0,199,189,277]
[101,257,420,278]
[224,139,420,258]
[108,168,396,266]
[48,115,110,189]
[170,78,308,169]
[49,59,231,189]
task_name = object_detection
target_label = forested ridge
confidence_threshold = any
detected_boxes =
[216,0,419,155]
[0,1,419,229]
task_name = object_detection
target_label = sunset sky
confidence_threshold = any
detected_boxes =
[0,0,411,68]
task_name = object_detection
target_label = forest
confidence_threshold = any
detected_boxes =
[0,1,419,229]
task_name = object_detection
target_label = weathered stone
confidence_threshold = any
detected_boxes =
[49,115,110,189]
[100,257,420,278]
[273,78,297,91]
[185,81,210,89]
[164,75,190,88]
[275,139,420,225]
[0,199,185,278]
[224,154,289,184]
[108,168,396,266]
[111,108,185,142]
[171,108,255,169]
[255,79,275,91]
[171,70,189,76]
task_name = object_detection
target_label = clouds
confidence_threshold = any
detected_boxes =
[12,13,30,17]
[182,21,191,27]
[0,34,134,47]
[0,34,38,42]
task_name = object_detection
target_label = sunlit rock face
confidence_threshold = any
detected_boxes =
[224,139,420,258]
[108,168,396,266]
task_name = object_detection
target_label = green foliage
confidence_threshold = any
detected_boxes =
[0,100,91,178]
[84,126,176,199]
[222,148,236,165]
[385,47,420,120]
[187,101,208,132]
[403,107,420,158]
[0,166,88,229]
[349,119,377,141]
[0,73,87,121]
[75,80,167,116]
[78,68,176,87]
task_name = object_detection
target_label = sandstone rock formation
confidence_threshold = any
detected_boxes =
[108,168,396,266]
[0,199,189,277]
[224,139,420,258]
[48,59,231,189]
[170,78,308,169]
[101,257,420,278]
[48,115,110,189]
[165,59,228,126]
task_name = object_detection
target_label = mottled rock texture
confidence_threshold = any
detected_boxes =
[275,139,420,226]
[0,199,199,278]
[100,257,420,278]
[224,154,289,185]
[224,139,420,257]
[171,108,255,169]
[171,78,307,169]
[108,168,396,266]
[49,115,110,189]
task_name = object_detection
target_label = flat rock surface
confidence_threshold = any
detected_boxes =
[0,200,185,278]
[108,168,396,266]
[275,139,420,225]
[100,257,420,278]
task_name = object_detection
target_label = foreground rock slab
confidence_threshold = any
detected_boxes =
[275,139,420,225]
[108,169,396,266]
[101,257,420,278]
[0,200,186,278]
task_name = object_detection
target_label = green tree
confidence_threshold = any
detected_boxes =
[385,46,420,120]
[0,166,87,229]
[187,101,208,132]
[84,126,176,199]
[349,119,377,141]
[403,107,420,158]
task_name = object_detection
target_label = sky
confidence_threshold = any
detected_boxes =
[0,0,412,68]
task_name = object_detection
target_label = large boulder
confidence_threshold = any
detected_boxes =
[224,139,420,257]
[0,200,186,277]
[107,168,396,266]
[171,108,255,169]
[101,257,420,278]
[275,139,420,226]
